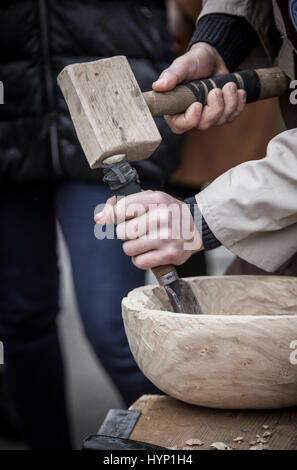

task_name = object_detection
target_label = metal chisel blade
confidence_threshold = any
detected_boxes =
[97,409,141,439]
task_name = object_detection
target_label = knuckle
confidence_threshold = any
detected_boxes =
[198,121,211,131]
[116,224,125,240]
[107,196,117,208]
[216,101,225,114]
[122,243,130,256]
[166,245,179,262]
[150,191,168,205]
[159,208,170,223]
[227,115,236,123]
[165,118,184,135]
[211,107,224,122]
[232,109,242,119]
[114,206,124,224]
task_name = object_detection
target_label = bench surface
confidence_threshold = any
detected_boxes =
[129,395,297,450]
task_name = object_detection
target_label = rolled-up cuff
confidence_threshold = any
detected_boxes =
[188,14,258,72]
[185,197,221,251]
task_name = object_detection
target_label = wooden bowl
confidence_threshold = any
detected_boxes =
[122,276,297,409]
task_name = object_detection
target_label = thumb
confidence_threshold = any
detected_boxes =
[152,44,225,93]
[152,53,196,92]
[94,196,117,225]
[153,69,181,92]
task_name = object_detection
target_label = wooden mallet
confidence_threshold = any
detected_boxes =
[57,56,288,314]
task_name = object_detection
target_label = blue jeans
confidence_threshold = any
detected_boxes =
[0,181,158,448]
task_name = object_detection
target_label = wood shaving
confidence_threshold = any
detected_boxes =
[167,446,178,450]
[185,439,204,446]
[249,441,256,445]
[210,442,232,450]
[262,425,269,430]
[233,436,244,442]
[256,437,268,444]
[262,431,272,438]
[249,443,270,451]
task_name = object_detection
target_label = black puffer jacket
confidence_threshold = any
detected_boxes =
[0,0,182,184]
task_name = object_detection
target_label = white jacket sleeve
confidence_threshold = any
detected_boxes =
[196,129,297,272]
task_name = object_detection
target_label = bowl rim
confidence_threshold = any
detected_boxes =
[122,275,297,320]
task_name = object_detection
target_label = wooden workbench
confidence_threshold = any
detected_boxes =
[129,395,297,450]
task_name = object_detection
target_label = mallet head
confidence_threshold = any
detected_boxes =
[57,56,162,168]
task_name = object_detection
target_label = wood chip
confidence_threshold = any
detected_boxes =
[263,425,269,430]
[167,446,178,450]
[262,431,272,438]
[233,436,244,442]
[185,439,204,446]
[249,443,270,451]
[256,437,268,444]
[210,442,232,451]
[250,441,256,445]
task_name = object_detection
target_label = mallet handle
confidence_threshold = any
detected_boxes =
[143,67,288,117]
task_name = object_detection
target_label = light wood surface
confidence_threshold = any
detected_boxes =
[122,276,297,409]
[257,67,289,100]
[129,395,297,450]
[57,56,161,168]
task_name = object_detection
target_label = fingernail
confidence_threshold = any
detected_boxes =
[230,83,237,94]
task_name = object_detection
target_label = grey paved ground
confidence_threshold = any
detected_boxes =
[0,232,233,450]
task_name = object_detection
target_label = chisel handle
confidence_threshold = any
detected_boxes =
[143,67,288,117]
[101,156,176,284]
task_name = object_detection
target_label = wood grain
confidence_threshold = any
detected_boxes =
[122,276,297,409]
[57,56,161,168]
[129,395,297,450]
[257,67,289,100]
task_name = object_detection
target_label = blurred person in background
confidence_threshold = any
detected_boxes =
[163,0,280,276]
[154,0,296,276]
[97,0,296,281]
[0,0,190,449]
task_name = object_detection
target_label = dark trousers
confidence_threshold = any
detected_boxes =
[0,181,159,448]
[0,180,206,448]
